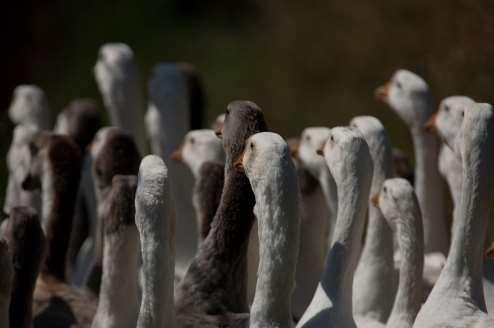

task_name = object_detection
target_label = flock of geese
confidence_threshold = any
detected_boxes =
[1,42,494,328]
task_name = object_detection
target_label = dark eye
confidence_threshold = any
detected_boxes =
[250,142,255,149]
[461,111,464,117]
[330,135,334,142]
[383,186,387,193]
[444,105,449,112]
[189,137,195,144]
[395,81,402,89]
[305,135,311,142]
[225,109,230,116]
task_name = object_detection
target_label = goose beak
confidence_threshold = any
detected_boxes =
[316,144,324,156]
[486,242,494,260]
[424,113,437,134]
[289,141,300,158]
[171,144,183,161]
[371,193,380,207]
[215,124,224,139]
[234,151,245,170]
[375,82,390,103]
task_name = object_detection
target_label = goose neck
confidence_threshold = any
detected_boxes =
[250,162,300,328]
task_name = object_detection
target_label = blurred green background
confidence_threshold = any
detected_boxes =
[2,0,494,210]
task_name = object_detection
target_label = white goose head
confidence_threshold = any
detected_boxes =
[8,85,51,129]
[172,129,225,178]
[425,96,475,154]
[376,69,432,128]
[298,127,331,178]
[94,43,136,86]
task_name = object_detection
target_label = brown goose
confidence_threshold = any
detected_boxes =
[22,131,97,327]
[175,100,267,326]
[0,207,45,328]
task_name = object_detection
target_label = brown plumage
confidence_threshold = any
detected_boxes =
[175,100,267,327]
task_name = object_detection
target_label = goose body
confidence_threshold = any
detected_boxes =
[297,127,373,328]
[350,116,397,325]
[374,178,424,328]
[91,175,139,328]
[136,155,176,328]
[414,103,494,327]
[376,69,448,256]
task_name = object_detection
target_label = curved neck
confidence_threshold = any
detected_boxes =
[411,128,448,254]
[137,199,176,328]
[94,228,140,328]
[318,168,338,241]
[41,161,80,281]
[250,164,300,328]
[320,176,370,321]
[387,213,424,327]
[178,168,255,312]
[442,140,493,309]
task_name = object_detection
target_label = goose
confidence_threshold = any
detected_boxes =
[54,99,102,284]
[146,63,198,277]
[370,178,424,328]
[8,84,51,129]
[135,155,176,327]
[175,100,267,325]
[85,127,141,295]
[350,116,397,325]
[297,127,373,328]
[211,113,225,131]
[94,43,147,154]
[0,207,45,328]
[413,102,494,327]
[91,175,139,328]
[288,137,331,320]
[376,69,449,256]
[21,131,97,326]
[0,239,12,328]
[172,129,225,242]
[424,96,494,314]
[235,131,301,327]
[4,124,41,214]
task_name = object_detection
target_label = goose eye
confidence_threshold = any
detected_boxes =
[461,111,464,117]
[444,105,449,112]
[250,142,255,149]
[395,81,402,89]
[330,135,334,142]
[225,109,230,116]
[383,186,387,193]
[189,137,195,145]
[305,135,311,142]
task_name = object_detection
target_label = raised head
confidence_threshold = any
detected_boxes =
[375,69,432,128]
[8,85,50,129]
[298,127,331,178]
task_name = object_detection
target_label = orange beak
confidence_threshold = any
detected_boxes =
[371,193,380,207]
[215,124,224,139]
[316,143,324,156]
[289,141,300,158]
[375,82,391,103]
[424,112,437,134]
[234,150,245,169]
[171,144,183,161]
[486,242,494,260]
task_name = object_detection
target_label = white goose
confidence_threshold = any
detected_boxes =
[373,178,424,328]
[413,102,494,327]
[135,155,176,327]
[350,116,397,325]
[8,85,51,129]
[146,63,197,277]
[237,131,300,327]
[297,127,373,328]
[376,69,449,256]
[94,43,147,154]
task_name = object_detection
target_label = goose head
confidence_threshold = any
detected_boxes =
[373,178,420,229]
[297,127,331,178]
[55,99,101,151]
[236,132,294,189]
[8,85,50,129]
[91,127,141,197]
[424,96,475,154]
[172,129,225,178]
[376,69,432,128]
[94,43,137,88]
[319,127,373,187]
[349,116,392,192]
[211,113,226,131]
[216,100,268,166]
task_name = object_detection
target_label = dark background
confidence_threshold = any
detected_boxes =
[2,0,494,209]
